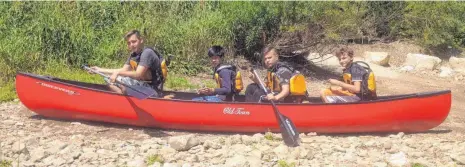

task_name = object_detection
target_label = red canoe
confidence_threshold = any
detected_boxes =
[15,72,451,133]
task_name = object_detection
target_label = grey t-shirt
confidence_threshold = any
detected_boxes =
[125,48,162,91]
[275,66,293,86]
[343,63,369,98]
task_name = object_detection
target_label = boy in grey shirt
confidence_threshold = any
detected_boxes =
[90,30,164,97]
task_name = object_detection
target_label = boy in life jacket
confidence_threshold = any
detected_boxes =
[90,30,166,97]
[320,47,376,103]
[193,45,243,102]
[245,46,308,103]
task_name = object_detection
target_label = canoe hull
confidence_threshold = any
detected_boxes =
[15,72,452,133]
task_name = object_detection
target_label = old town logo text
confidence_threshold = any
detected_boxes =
[37,82,80,95]
[223,107,250,115]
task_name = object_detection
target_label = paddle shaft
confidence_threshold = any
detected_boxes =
[251,69,285,119]
[83,66,111,78]
[82,66,153,97]
[252,69,299,146]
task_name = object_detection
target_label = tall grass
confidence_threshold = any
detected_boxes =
[1,1,465,102]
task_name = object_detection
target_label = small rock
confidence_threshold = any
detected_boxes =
[400,66,414,72]
[159,146,177,160]
[127,156,146,167]
[246,156,262,166]
[251,133,264,142]
[42,126,52,134]
[307,132,317,136]
[404,53,441,71]
[364,51,390,66]
[141,145,152,153]
[46,141,68,154]
[52,158,66,166]
[299,149,313,159]
[411,151,425,158]
[383,141,392,149]
[249,150,262,158]
[230,135,242,144]
[72,152,81,159]
[224,155,247,167]
[149,162,162,167]
[3,120,16,125]
[455,74,464,81]
[396,132,404,138]
[168,134,200,151]
[451,154,465,165]
[439,66,454,77]
[182,163,192,167]
[12,141,27,154]
[357,150,368,157]
[301,137,313,143]
[30,147,48,162]
[163,163,180,167]
[203,139,222,150]
[71,122,81,125]
[333,146,346,152]
[273,144,289,159]
[242,135,258,145]
[364,140,376,147]
[373,162,388,167]
[388,152,408,166]
[449,56,465,73]
[185,154,199,163]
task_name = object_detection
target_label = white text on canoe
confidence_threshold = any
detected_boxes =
[223,107,250,115]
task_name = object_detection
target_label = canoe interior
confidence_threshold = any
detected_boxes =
[27,73,449,104]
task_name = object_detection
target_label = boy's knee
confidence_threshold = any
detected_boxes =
[245,83,259,92]
[108,84,123,94]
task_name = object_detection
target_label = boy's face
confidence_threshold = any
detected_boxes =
[126,34,144,54]
[337,52,353,69]
[263,50,279,69]
[210,55,221,67]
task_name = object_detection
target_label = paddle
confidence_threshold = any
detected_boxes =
[82,65,156,100]
[251,68,300,147]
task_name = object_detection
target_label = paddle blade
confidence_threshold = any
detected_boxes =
[277,112,300,147]
[124,85,157,100]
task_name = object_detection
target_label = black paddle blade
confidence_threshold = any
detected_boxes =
[277,112,300,147]
[124,85,157,100]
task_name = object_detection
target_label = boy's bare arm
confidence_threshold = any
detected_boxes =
[274,84,290,100]
[94,65,131,75]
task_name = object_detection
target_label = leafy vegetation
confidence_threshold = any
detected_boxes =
[264,132,274,141]
[0,160,12,167]
[146,154,164,165]
[1,1,465,101]
[277,159,296,167]
[411,163,427,167]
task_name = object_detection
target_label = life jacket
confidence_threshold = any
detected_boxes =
[128,47,169,83]
[213,64,244,93]
[342,61,377,100]
[266,63,308,96]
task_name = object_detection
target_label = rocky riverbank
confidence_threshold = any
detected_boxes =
[1,102,464,167]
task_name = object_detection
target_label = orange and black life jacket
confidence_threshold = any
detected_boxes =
[128,47,169,83]
[213,64,244,94]
[342,61,377,100]
[127,47,170,93]
[266,62,308,97]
